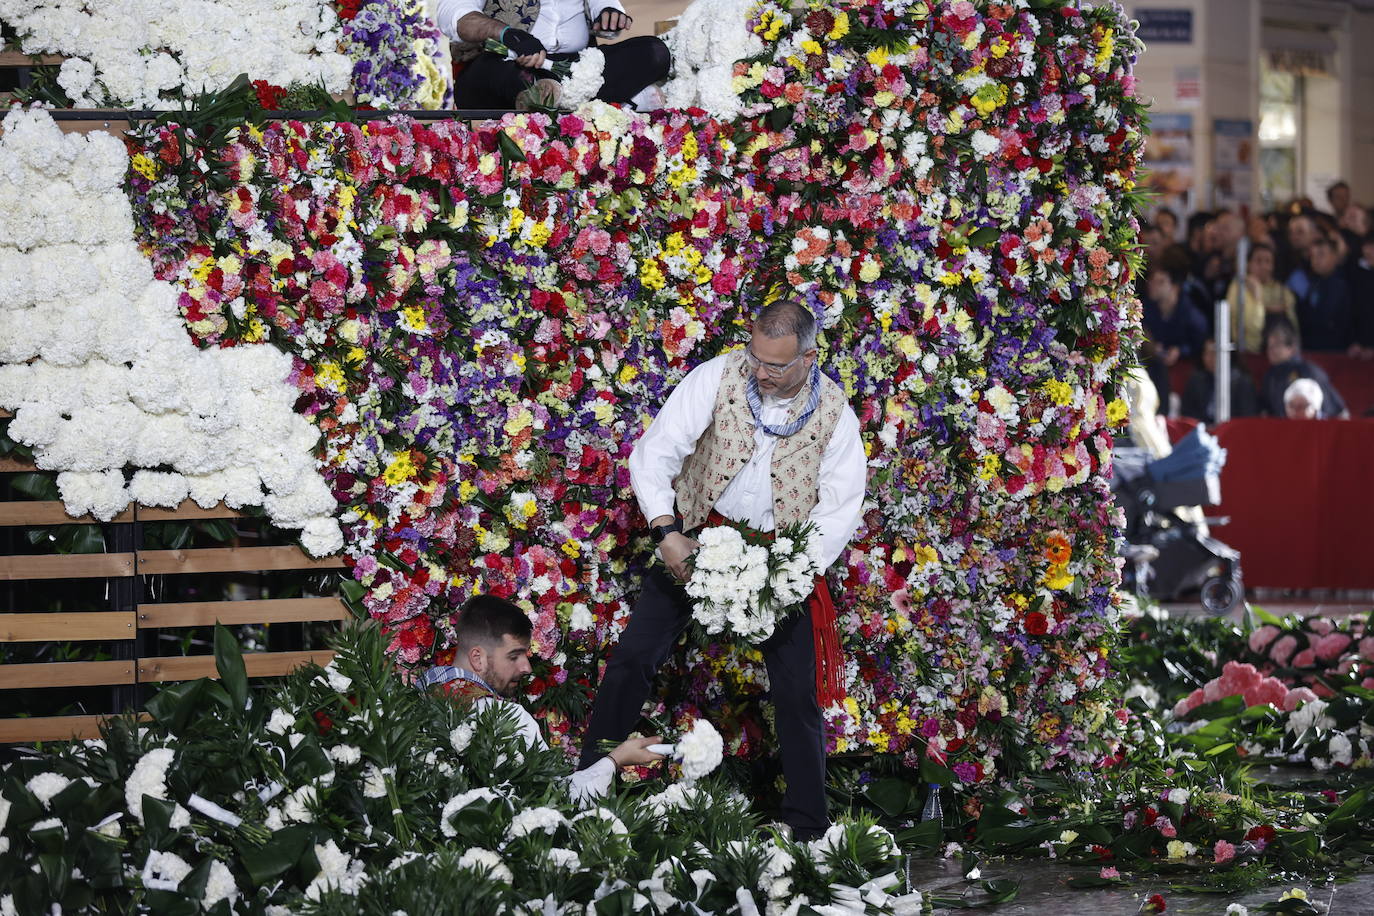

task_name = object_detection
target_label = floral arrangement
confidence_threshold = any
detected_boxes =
[0,624,920,914]
[1171,661,1317,720]
[337,0,452,109]
[1,0,1148,787]
[0,109,343,553]
[685,522,824,643]
[0,0,450,110]
[0,0,351,108]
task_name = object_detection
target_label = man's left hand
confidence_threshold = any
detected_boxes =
[593,8,631,33]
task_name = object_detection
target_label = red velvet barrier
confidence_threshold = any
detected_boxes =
[1208,418,1374,588]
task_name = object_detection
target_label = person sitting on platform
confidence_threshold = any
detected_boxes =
[1282,377,1323,420]
[436,0,671,110]
[417,593,664,800]
[1260,318,1349,420]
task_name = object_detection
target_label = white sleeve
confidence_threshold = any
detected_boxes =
[808,405,867,570]
[474,696,547,750]
[628,356,727,523]
[434,0,488,40]
[567,756,616,803]
[590,0,627,16]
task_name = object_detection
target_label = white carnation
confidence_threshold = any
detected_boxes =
[508,805,566,838]
[457,848,513,883]
[676,719,724,781]
[202,860,238,908]
[25,772,71,807]
[126,748,174,823]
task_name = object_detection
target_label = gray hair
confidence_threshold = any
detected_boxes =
[754,300,818,353]
[1283,378,1323,413]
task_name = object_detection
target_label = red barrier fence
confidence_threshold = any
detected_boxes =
[1168,352,1374,418]
[1208,418,1374,589]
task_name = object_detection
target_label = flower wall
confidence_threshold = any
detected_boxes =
[5,0,1146,784]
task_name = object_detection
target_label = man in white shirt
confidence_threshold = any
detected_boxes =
[419,594,664,801]
[436,0,671,110]
[577,301,867,841]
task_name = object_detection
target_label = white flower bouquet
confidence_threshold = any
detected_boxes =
[684,520,825,644]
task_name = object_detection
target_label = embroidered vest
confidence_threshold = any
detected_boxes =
[675,351,846,533]
[438,678,497,704]
[452,0,593,62]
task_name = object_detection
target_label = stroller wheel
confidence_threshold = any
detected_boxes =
[1200,575,1242,614]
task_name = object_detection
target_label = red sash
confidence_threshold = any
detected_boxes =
[704,511,845,707]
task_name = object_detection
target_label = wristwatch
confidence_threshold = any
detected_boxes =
[649,519,683,544]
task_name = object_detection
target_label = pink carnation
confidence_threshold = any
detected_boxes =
[1292,648,1316,669]
[1269,635,1299,666]
[1283,687,1318,712]
[1100,866,1120,879]
[1359,636,1374,662]
[1313,633,1353,662]
[1248,625,1280,653]
[1247,678,1288,710]
[1307,617,1335,636]
[1213,839,1236,864]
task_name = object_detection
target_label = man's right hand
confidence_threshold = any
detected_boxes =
[608,735,665,767]
[502,27,546,68]
[658,531,698,581]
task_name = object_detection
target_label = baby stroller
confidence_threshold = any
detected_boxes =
[1112,426,1244,613]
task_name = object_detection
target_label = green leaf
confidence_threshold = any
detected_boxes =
[896,818,944,850]
[967,227,1001,248]
[920,757,955,786]
[240,825,314,886]
[146,679,212,732]
[10,472,59,500]
[864,778,916,817]
[769,105,794,131]
[214,624,249,712]
[497,130,526,163]
[1327,787,1369,826]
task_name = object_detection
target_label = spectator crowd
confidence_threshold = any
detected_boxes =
[1137,180,1374,424]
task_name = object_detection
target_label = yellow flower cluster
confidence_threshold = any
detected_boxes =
[383,450,417,486]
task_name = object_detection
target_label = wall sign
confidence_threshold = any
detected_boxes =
[1135,8,1194,44]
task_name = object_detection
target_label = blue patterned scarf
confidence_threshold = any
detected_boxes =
[746,362,822,438]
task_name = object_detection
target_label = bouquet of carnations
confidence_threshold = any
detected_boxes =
[684,521,824,643]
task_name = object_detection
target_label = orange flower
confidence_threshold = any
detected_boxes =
[1045,533,1071,564]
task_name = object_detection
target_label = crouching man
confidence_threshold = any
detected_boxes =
[418,594,664,800]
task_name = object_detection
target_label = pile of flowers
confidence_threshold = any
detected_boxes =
[2,0,1148,785]
[0,624,919,913]
[1171,661,1317,720]
[0,0,450,110]
[0,108,342,551]
[0,0,351,108]
[685,522,823,642]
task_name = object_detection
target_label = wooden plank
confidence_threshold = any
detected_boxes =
[0,660,135,689]
[53,119,132,137]
[136,500,244,522]
[0,612,136,642]
[0,52,65,66]
[138,545,345,575]
[0,553,135,581]
[0,457,36,472]
[0,715,113,744]
[0,712,151,744]
[138,650,334,683]
[0,500,134,526]
[138,597,347,628]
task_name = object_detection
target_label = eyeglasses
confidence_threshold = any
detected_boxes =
[744,347,806,378]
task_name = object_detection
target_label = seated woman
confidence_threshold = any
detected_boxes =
[437,0,671,110]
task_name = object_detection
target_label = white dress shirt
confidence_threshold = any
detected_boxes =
[628,354,867,570]
[470,694,616,802]
[436,0,627,54]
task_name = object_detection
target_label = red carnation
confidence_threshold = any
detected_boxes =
[1025,611,1049,635]
[251,80,287,110]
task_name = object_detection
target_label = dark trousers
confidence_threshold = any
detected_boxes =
[453,36,672,109]
[578,566,828,838]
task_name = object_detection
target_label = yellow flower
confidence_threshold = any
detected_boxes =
[504,409,533,436]
[1043,565,1074,591]
[801,38,822,55]
[316,361,346,392]
[866,47,889,67]
[1042,378,1073,406]
[244,318,267,343]
[913,544,939,567]
[639,259,666,291]
[525,219,551,249]
[1166,840,1196,860]
[458,480,477,502]
[1106,398,1128,424]
[978,453,1001,480]
[411,43,445,109]
[399,306,428,333]
[384,451,417,486]
[560,540,581,559]
[827,10,850,40]
[859,260,881,283]
[131,153,159,180]
[618,364,639,386]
